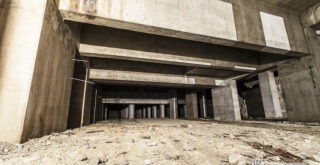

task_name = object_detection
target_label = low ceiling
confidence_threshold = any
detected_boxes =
[265,0,319,12]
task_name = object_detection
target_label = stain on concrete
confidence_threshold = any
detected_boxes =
[83,0,96,15]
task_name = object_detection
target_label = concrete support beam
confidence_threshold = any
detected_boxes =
[152,106,158,119]
[169,89,178,119]
[129,104,135,120]
[211,80,241,121]
[160,105,165,119]
[185,90,199,120]
[102,98,168,104]
[59,0,309,56]
[301,2,320,28]
[80,44,258,72]
[147,107,152,119]
[90,69,222,88]
[199,92,207,118]
[258,71,283,119]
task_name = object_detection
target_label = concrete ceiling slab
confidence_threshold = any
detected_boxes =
[265,0,319,12]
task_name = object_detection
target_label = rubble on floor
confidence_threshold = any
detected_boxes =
[0,119,320,165]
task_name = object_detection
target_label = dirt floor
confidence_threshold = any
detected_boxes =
[1,119,320,165]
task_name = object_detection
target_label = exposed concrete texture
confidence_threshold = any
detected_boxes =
[152,106,158,119]
[277,27,320,122]
[169,90,178,119]
[142,108,147,119]
[129,104,135,120]
[160,105,165,119]
[124,107,129,119]
[199,92,207,118]
[0,0,47,143]
[260,12,291,50]
[211,80,241,121]
[0,0,77,143]
[90,69,221,88]
[147,107,152,119]
[102,99,169,105]
[301,2,320,28]
[60,0,237,41]
[136,109,142,119]
[265,0,319,12]
[258,71,283,119]
[185,91,199,120]
[60,0,309,56]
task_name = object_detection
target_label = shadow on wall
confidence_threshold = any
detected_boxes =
[0,0,10,79]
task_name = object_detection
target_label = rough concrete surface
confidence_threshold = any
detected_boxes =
[0,0,48,143]
[59,0,309,56]
[1,119,320,165]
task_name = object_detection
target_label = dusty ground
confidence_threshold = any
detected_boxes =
[1,119,320,165]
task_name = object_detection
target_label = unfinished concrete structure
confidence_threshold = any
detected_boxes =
[0,0,319,143]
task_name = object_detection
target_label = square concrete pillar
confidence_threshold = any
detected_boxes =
[142,108,147,118]
[147,107,152,119]
[169,89,178,119]
[124,107,129,119]
[136,109,142,119]
[211,80,241,121]
[152,106,158,118]
[129,104,135,120]
[0,0,71,143]
[104,105,108,120]
[258,71,283,119]
[199,91,207,118]
[160,105,165,118]
[120,108,125,119]
[185,90,199,120]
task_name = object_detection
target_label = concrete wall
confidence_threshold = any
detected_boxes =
[0,0,47,143]
[60,0,309,56]
[20,0,78,142]
[277,28,320,122]
[0,0,78,143]
[60,0,237,41]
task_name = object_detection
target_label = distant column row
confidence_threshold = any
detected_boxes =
[119,104,167,120]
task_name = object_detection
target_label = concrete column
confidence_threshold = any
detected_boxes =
[136,109,142,119]
[211,80,241,121]
[160,105,165,118]
[199,91,207,118]
[258,71,283,119]
[104,105,108,120]
[147,107,152,119]
[101,104,105,121]
[152,105,158,118]
[92,89,98,123]
[183,104,187,118]
[124,107,129,119]
[169,89,178,119]
[129,104,135,120]
[142,108,147,118]
[185,90,199,120]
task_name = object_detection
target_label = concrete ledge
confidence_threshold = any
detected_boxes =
[89,69,223,88]
[61,10,308,57]
[80,44,258,72]
[102,98,169,104]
